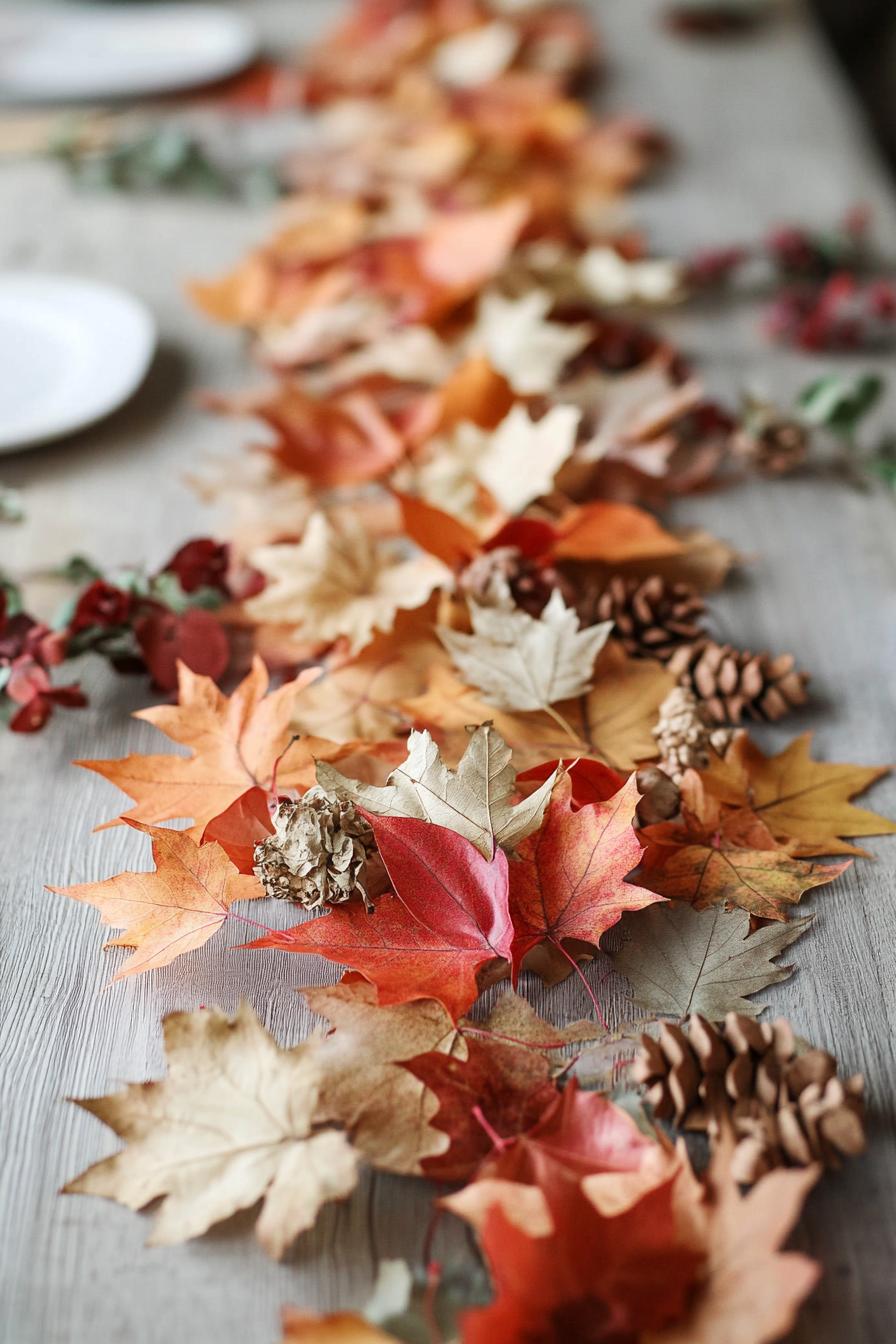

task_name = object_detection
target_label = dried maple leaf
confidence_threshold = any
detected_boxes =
[653,1152,820,1344]
[461,1162,702,1344]
[438,591,612,713]
[465,289,591,395]
[640,807,850,921]
[303,981,461,1174]
[51,825,260,980]
[470,404,582,516]
[76,658,337,830]
[456,1129,818,1344]
[64,1002,360,1258]
[248,815,513,1018]
[696,731,896,856]
[304,983,596,1176]
[205,383,406,487]
[318,725,555,859]
[509,773,662,976]
[290,604,446,744]
[552,498,684,564]
[404,642,674,774]
[246,511,448,655]
[401,404,580,525]
[404,1037,560,1183]
[611,902,814,1018]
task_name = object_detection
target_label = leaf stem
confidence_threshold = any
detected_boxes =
[471,1104,510,1153]
[543,703,586,747]
[226,909,277,936]
[550,938,610,1031]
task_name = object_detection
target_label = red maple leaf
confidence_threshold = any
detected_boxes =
[508,773,662,978]
[404,1036,559,1183]
[246,815,513,1019]
[461,1169,701,1344]
[201,786,275,873]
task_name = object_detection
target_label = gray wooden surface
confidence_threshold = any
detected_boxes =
[2,2,895,1341]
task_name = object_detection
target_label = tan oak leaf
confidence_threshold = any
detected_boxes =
[438,589,613,712]
[317,724,555,858]
[246,511,448,656]
[64,1002,360,1258]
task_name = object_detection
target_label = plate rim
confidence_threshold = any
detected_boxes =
[0,271,157,454]
[0,4,259,104]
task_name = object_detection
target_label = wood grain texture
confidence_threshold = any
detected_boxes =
[1,1,895,1340]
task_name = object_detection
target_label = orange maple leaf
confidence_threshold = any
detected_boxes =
[77,658,369,831]
[50,824,261,981]
[553,499,685,564]
[694,731,896,857]
[205,383,405,488]
[640,805,850,921]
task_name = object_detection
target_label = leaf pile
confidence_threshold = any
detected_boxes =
[45,0,896,1341]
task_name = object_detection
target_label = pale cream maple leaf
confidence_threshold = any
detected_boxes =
[579,247,685,306]
[438,589,613,713]
[465,289,591,394]
[64,1002,360,1259]
[246,511,449,655]
[318,723,555,858]
[431,20,520,88]
[403,403,581,523]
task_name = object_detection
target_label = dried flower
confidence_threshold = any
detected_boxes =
[253,787,381,910]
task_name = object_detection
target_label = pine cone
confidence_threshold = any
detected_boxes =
[253,787,384,910]
[733,400,810,477]
[653,685,735,784]
[591,575,705,662]
[632,1014,866,1183]
[458,546,574,617]
[667,638,808,725]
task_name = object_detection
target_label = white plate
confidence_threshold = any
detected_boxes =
[0,5,258,103]
[0,273,156,453]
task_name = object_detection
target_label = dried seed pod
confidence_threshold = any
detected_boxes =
[253,787,383,911]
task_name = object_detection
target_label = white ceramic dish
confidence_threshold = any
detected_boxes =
[0,4,257,103]
[0,273,156,453]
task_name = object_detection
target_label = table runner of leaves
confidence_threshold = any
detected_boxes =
[44,2,896,1340]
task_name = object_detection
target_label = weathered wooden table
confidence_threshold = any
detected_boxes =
[2,2,895,1340]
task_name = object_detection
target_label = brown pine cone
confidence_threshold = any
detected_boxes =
[590,575,705,662]
[667,638,808,725]
[458,546,574,617]
[733,414,810,477]
[632,1014,866,1184]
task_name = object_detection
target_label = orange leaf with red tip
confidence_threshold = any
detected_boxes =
[508,773,662,977]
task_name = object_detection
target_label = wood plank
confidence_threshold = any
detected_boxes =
[1,1,894,1340]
